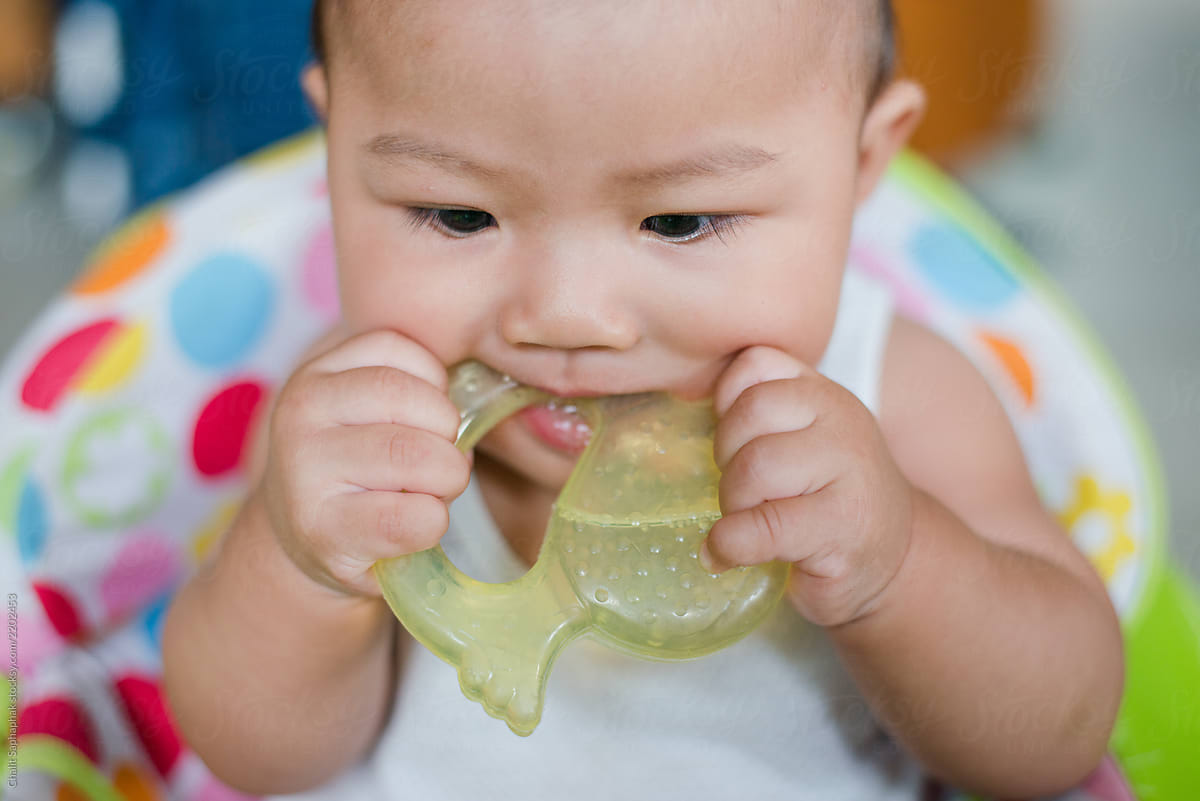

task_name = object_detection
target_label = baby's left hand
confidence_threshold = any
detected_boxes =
[702,346,914,627]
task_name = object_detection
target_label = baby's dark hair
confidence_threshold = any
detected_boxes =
[311,0,897,106]
[866,0,897,105]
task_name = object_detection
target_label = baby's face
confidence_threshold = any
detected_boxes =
[318,2,891,491]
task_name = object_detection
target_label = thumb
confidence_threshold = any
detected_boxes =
[698,502,789,573]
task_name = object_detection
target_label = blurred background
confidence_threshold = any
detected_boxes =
[1,0,1197,579]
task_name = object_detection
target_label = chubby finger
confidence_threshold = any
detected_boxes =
[712,377,826,470]
[308,328,450,394]
[314,365,461,441]
[317,423,472,499]
[322,489,450,565]
[712,345,813,418]
[717,428,843,517]
[700,496,799,573]
[701,488,853,574]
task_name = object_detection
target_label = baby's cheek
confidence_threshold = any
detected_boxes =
[674,255,842,366]
[336,262,398,329]
[338,259,482,356]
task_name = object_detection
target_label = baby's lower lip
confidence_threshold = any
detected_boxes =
[518,402,592,454]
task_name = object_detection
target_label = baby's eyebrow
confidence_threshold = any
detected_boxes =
[615,143,781,187]
[364,134,505,181]
[363,132,780,186]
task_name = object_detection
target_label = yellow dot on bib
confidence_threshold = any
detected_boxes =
[191,500,242,563]
[1058,475,1136,581]
[243,128,324,172]
[75,320,148,396]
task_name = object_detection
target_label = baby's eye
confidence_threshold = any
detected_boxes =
[641,214,745,244]
[406,207,496,237]
[406,207,745,244]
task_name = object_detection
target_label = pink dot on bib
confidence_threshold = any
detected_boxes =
[13,606,65,679]
[850,245,932,324]
[302,225,340,322]
[190,773,262,801]
[100,533,181,621]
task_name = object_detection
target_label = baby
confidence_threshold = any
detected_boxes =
[162,1,1124,798]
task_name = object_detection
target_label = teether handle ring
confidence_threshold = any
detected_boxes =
[372,363,582,735]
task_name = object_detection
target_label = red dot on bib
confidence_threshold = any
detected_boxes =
[192,380,268,478]
[21,319,120,412]
[32,580,86,640]
[114,673,183,778]
[19,695,100,763]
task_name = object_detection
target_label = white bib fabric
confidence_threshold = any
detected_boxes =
[270,265,926,801]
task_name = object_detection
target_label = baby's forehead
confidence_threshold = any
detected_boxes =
[320,0,879,104]
[328,0,856,44]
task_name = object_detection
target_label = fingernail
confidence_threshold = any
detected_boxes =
[698,542,721,574]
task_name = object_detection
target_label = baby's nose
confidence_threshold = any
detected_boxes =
[499,256,640,351]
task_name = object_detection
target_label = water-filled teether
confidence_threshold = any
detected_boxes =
[373,360,790,735]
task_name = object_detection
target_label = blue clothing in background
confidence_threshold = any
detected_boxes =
[56,0,317,213]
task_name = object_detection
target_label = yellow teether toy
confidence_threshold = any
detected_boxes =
[373,360,790,735]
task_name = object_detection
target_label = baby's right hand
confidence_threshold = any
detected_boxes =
[254,328,471,598]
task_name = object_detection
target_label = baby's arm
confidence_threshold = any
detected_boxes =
[162,487,400,795]
[163,327,470,795]
[833,317,1123,795]
[702,324,1122,798]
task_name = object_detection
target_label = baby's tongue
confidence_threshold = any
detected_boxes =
[518,401,592,453]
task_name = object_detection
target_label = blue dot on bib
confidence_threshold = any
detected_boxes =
[17,477,47,564]
[909,222,1019,311]
[170,253,275,368]
[142,593,170,650]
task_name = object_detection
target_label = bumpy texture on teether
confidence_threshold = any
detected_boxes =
[373,361,790,735]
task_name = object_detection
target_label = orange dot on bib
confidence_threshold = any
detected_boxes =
[56,782,89,801]
[979,332,1035,407]
[73,212,171,296]
[114,761,163,801]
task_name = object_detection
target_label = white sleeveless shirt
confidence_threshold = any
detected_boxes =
[271,267,924,800]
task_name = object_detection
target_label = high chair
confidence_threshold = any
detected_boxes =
[1,130,1196,801]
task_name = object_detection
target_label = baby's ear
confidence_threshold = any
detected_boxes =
[301,62,330,122]
[854,79,927,206]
